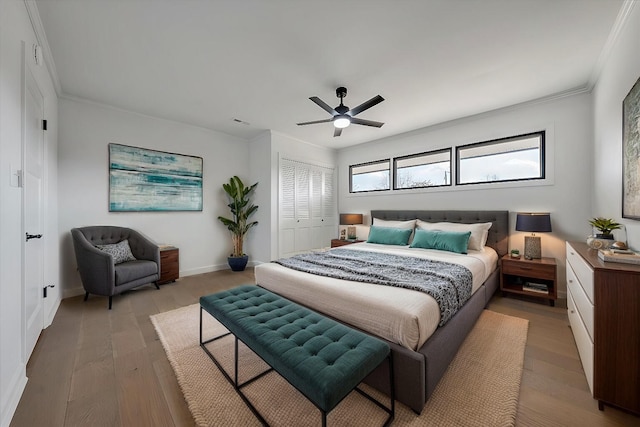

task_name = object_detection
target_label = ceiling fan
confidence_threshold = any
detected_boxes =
[297,87,384,137]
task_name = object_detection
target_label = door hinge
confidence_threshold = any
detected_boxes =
[43,119,47,131]
[43,284,55,298]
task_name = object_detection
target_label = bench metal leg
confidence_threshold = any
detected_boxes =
[354,353,395,426]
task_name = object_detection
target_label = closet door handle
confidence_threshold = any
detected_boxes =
[26,233,43,241]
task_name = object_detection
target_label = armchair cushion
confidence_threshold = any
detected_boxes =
[96,239,137,264]
[115,260,158,286]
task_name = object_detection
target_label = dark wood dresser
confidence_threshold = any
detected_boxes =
[566,241,640,415]
[158,246,179,284]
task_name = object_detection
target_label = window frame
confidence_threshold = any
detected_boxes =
[349,159,391,193]
[393,148,452,190]
[455,131,545,186]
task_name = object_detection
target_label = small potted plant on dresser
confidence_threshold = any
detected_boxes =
[217,176,259,271]
[587,217,621,249]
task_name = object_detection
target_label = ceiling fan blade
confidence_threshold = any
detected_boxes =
[350,117,384,128]
[297,118,333,126]
[309,96,338,115]
[347,95,384,117]
[333,127,343,137]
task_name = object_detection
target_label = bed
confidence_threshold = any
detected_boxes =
[255,210,509,413]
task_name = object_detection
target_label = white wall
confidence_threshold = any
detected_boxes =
[338,93,594,295]
[0,2,59,426]
[247,131,272,264]
[58,97,250,297]
[593,3,640,248]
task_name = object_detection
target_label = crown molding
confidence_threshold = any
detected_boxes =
[587,0,637,90]
[24,0,62,95]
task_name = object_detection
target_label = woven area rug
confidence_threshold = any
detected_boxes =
[151,305,528,426]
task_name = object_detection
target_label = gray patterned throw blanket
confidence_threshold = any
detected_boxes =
[275,248,472,326]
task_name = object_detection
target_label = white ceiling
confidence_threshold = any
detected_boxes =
[34,0,624,149]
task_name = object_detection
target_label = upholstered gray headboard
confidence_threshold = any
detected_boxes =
[370,210,509,257]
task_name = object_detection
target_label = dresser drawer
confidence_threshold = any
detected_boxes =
[568,290,594,395]
[567,263,594,340]
[501,259,556,280]
[566,243,594,303]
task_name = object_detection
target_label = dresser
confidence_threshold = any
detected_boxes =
[565,242,640,415]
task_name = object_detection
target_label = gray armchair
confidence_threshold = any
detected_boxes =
[71,226,161,309]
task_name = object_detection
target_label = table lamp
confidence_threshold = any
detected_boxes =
[339,213,363,240]
[515,212,552,259]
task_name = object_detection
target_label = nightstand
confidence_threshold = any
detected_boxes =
[500,254,557,305]
[330,239,364,248]
[158,246,179,284]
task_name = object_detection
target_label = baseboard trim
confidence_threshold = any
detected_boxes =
[63,286,85,299]
[180,263,228,277]
[1,364,27,427]
[44,297,61,328]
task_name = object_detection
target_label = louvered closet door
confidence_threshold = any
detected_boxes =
[295,165,312,253]
[279,161,297,257]
[311,168,336,249]
[279,159,336,258]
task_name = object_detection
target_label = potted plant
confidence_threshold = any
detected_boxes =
[588,217,621,240]
[217,176,258,271]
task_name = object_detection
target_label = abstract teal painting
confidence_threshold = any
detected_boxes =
[109,143,203,211]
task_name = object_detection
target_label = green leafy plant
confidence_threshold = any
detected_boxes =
[588,217,621,236]
[217,176,258,257]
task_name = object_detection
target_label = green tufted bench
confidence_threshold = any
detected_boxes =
[199,285,394,426]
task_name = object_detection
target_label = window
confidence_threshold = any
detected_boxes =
[394,149,451,190]
[350,159,390,193]
[456,131,544,185]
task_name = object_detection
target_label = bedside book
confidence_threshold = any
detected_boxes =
[597,249,640,265]
[522,282,549,294]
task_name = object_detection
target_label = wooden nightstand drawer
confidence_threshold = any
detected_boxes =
[330,239,364,248]
[502,259,556,280]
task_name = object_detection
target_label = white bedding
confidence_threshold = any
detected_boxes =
[254,243,498,351]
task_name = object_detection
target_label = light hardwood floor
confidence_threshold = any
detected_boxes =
[10,269,639,426]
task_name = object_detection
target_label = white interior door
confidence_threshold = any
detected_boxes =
[23,65,45,361]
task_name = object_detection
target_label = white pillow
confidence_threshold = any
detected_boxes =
[372,218,416,229]
[415,220,492,251]
[372,218,416,243]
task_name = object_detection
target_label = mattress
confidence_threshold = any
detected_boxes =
[254,243,498,350]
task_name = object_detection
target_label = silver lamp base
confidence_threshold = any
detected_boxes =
[523,235,541,259]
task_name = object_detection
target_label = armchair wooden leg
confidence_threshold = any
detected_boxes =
[154,281,160,290]
[108,296,113,310]
[84,292,89,301]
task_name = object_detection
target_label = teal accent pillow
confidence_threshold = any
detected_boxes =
[366,226,413,246]
[409,229,471,254]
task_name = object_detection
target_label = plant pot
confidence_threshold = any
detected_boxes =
[595,233,614,240]
[228,255,249,272]
[587,235,614,249]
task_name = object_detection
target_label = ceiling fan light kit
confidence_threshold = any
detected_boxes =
[334,116,350,128]
[297,86,385,137]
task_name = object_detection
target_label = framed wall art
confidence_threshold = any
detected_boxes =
[109,143,203,212]
[623,76,640,220]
